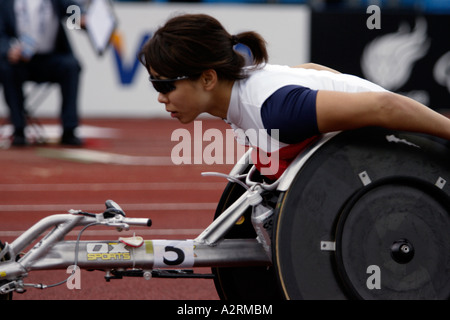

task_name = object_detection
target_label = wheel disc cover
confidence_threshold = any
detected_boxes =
[335,178,450,299]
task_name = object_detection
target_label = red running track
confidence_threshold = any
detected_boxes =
[0,118,243,300]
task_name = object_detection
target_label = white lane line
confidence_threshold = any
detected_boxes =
[0,124,121,139]
[0,228,205,238]
[0,202,218,212]
[37,148,174,166]
[0,182,225,192]
[36,147,243,166]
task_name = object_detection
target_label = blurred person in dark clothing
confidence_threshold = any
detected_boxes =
[0,0,85,146]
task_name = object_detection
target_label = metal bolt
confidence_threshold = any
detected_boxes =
[143,271,152,280]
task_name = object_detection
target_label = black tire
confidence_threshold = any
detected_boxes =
[274,127,450,300]
[212,176,284,300]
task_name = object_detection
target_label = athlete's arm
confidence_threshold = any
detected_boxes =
[315,90,450,140]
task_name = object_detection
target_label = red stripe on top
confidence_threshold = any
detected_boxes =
[251,136,319,180]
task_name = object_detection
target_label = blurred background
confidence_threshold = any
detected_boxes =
[0,0,449,300]
[1,0,449,120]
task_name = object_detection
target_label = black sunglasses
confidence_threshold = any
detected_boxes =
[148,75,190,94]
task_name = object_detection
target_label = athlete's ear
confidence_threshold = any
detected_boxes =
[201,69,218,91]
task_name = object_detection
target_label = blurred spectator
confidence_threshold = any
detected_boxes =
[0,0,85,146]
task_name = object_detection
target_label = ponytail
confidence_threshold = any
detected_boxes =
[232,31,268,67]
[140,14,269,81]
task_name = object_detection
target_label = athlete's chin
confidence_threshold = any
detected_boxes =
[177,116,197,124]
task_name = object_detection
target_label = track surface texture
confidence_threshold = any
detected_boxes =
[0,118,240,300]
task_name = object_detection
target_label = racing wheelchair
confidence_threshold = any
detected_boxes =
[1,127,449,300]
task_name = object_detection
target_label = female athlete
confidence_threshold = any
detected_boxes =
[139,13,450,177]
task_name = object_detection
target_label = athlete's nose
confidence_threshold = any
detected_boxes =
[158,92,169,104]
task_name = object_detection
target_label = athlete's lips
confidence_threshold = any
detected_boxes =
[167,110,178,118]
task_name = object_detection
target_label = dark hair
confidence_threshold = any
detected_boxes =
[139,14,268,80]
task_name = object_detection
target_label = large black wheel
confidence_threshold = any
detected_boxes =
[274,127,450,300]
[212,173,284,300]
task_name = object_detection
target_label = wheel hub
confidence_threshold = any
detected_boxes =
[390,239,415,264]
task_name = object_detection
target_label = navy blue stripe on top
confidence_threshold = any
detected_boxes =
[261,85,320,144]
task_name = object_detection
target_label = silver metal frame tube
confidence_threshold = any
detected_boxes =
[27,239,270,270]
[195,188,260,246]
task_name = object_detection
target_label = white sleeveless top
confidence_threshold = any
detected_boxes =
[226,64,386,153]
